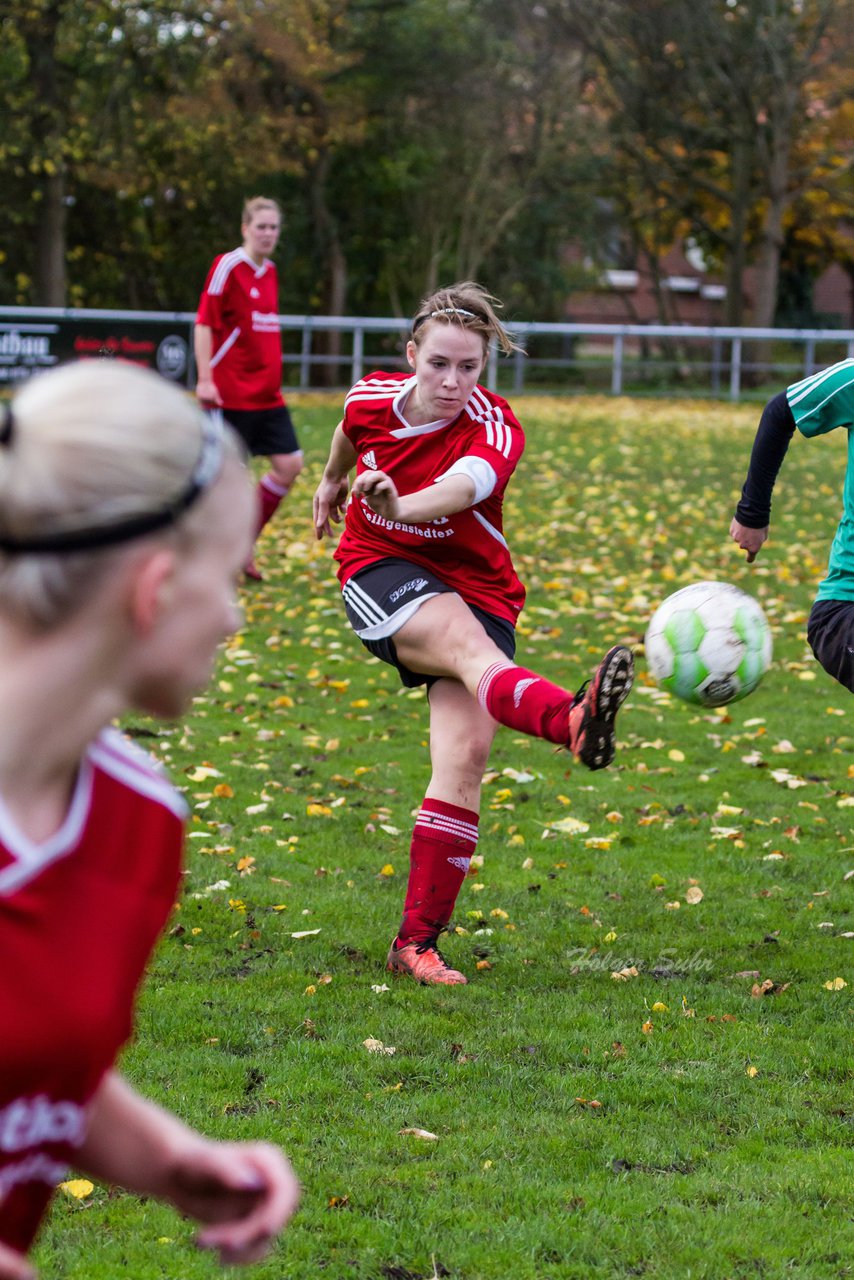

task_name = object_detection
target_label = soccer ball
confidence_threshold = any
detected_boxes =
[644,581,772,706]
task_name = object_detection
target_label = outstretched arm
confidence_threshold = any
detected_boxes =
[76,1072,299,1266]
[730,391,796,562]
[314,422,357,539]
[352,470,475,523]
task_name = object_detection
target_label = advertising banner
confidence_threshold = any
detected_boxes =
[0,315,194,387]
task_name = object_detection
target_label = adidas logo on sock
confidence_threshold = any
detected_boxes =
[447,856,471,872]
[513,677,538,708]
[362,450,378,469]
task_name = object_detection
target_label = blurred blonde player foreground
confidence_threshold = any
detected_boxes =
[314,281,634,986]
[0,362,298,1278]
[195,197,303,580]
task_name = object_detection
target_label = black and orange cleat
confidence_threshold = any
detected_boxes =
[567,645,634,770]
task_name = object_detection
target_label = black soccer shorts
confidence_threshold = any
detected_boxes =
[341,557,516,689]
[807,599,854,694]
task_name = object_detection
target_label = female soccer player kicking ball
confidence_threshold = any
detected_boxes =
[313,282,633,986]
[0,362,299,1275]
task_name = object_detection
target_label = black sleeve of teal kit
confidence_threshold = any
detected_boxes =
[734,391,796,528]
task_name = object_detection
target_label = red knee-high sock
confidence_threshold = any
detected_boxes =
[395,799,480,947]
[477,662,574,745]
[255,473,289,536]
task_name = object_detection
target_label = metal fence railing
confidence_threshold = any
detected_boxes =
[2,307,853,400]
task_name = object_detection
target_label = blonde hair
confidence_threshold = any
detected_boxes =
[411,281,523,356]
[0,362,236,630]
[242,196,281,225]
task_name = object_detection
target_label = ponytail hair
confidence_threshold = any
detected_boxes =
[411,281,523,356]
[242,196,281,225]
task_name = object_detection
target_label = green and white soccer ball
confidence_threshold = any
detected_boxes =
[644,581,772,707]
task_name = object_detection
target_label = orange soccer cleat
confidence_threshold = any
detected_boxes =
[386,938,468,985]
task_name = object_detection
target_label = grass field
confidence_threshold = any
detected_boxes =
[36,396,852,1280]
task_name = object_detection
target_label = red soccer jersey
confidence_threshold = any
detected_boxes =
[0,728,186,1252]
[334,372,526,623]
[196,248,284,411]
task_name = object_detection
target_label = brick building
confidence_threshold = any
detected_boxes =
[564,243,853,328]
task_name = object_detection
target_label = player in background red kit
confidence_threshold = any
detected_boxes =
[195,196,303,580]
[0,362,298,1277]
[313,282,634,986]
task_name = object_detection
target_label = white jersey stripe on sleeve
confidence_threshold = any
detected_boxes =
[788,359,854,406]
[208,250,243,296]
[89,729,187,820]
[468,389,514,457]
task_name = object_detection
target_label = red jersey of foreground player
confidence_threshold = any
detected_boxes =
[0,361,298,1275]
[195,198,284,413]
[335,371,525,624]
[0,730,184,1251]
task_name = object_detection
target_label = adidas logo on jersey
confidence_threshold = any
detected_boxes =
[250,287,260,299]
[362,450,378,469]
[513,677,538,708]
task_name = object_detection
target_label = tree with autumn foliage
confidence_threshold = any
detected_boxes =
[0,0,362,308]
[550,0,853,327]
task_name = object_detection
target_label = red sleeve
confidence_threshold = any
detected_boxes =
[196,257,222,329]
[464,397,525,489]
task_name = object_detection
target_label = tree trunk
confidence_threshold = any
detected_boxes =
[749,92,796,382]
[723,139,753,329]
[309,153,348,386]
[22,2,68,306]
[34,169,68,306]
[751,125,793,330]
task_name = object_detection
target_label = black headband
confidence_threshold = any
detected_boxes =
[0,411,225,554]
[0,404,13,447]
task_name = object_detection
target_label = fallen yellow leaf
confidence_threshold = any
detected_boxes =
[58,1179,94,1199]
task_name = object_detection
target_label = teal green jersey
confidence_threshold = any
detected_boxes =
[787,359,854,602]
